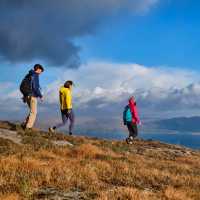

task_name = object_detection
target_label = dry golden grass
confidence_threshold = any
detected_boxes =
[96,187,154,200]
[0,193,21,200]
[164,186,193,200]
[0,121,199,199]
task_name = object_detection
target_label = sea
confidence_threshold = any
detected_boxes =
[75,129,200,150]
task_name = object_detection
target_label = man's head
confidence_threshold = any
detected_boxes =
[64,80,74,89]
[34,64,44,74]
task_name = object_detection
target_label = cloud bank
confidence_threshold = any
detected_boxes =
[43,62,200,119]
[1,61,200,127]
[0,0,159,67]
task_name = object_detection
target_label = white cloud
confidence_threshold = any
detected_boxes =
[0,83,20,100]
[1,61,200,122]
[43,62,200,112]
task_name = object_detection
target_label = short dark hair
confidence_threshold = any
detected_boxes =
[64,80,73,88]
[34,64,44,72]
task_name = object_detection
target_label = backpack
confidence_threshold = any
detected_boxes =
[123,106,132,123]
[20,73,33,97]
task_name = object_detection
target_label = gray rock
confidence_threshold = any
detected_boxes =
[52,140,73,147]
[0,128,73,147]
[0,128,22,144]
[34,187,85,200]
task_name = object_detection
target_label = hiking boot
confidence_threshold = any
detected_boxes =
[126,137,130,144]
[129,136,134,141]
[24,128,32,132]
[49,127,56,133]
[126,137,134,144]
[69,132,73,136]
[21,123,26,130]
[129,141,133,145]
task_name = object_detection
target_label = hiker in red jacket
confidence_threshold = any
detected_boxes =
[123,96,141,144]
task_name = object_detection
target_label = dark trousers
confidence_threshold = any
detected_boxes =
[127,122,138,138]
[55,109,75,133]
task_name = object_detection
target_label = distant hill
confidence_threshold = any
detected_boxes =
[155,116,200,132]
[0,120,199,199]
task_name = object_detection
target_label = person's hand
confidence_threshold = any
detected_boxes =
[138,121,142,126]
[40,97,44,102]
[67,109,72,114]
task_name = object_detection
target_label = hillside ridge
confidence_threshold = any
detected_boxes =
[0,121,199,200]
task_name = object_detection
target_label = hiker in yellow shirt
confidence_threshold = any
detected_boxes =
[49,80,74,135]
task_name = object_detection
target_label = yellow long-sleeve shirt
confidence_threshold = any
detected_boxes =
[59,86,72,110]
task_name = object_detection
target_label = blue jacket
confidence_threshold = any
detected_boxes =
[29,70,42,98]
[123,105,132,124]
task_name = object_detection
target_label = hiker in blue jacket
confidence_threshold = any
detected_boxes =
[20,64,44,130]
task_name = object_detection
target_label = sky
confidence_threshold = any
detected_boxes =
[1,0,200,132]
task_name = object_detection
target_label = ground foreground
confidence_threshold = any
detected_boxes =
[0,121,199,200]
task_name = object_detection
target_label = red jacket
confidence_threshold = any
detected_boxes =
[129,97,140,124]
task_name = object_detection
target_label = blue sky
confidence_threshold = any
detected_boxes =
[1,0,200,130]
[1,0,200,83]
[77,0,200,69]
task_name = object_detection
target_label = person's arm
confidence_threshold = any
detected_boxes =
[129,100,140,124]
[32,75,42,98]
[65,89,72,110]
[133,105,140,124]
[123,107,127,125]
[59,91,62,106]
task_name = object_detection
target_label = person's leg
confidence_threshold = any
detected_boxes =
[22,96,30,128]
[54,110,68,129]
[26,97,37,128]
[132,124,138,138]
[127,122,134,138]
[68,110,75,135]
[126,122,134,144]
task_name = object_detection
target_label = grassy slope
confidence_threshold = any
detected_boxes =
[0,121,199,200]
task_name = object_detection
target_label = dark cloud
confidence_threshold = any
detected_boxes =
[0,0,158,67]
